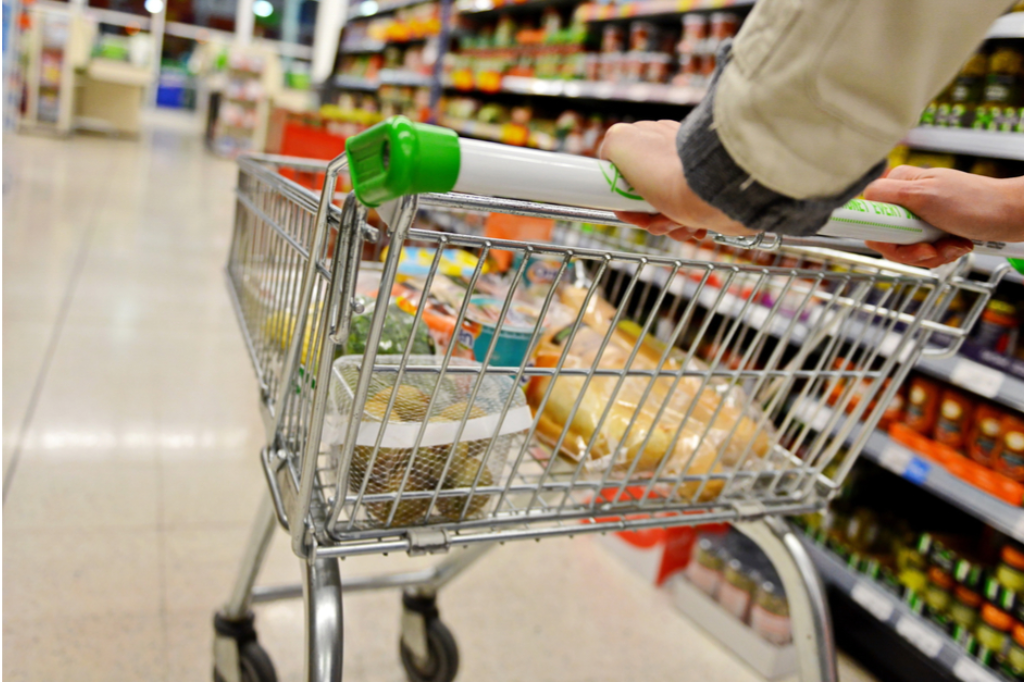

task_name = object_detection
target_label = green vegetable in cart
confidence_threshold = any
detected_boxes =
[345,297,435,357]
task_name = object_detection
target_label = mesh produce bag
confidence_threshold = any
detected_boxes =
[327,356,532,527]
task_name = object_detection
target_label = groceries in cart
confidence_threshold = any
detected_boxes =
[328,356,531,525]
[322,245,785,528]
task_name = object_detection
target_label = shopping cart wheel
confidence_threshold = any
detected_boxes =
[213,612,278,682]
[399,594,459,682]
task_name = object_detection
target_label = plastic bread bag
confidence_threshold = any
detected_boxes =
[526,290,776,503]
[326,355,531,526]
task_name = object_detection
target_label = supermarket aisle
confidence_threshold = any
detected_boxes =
[2,113,875,682]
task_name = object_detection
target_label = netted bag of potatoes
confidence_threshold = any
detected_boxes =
[327,355,532,527]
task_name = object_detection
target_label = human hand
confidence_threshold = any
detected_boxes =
[863,165,1024,268]
[600,120,755,243]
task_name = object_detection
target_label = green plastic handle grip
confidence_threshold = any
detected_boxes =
[345,116,461,207]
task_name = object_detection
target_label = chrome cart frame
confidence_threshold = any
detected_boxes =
[212,152,1005,682]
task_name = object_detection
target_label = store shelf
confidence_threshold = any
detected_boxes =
[793,400,1024,543]
[575,0,754,22]
[333,75,379,91]
[457,0,580,17]
[801,539,1002,682]
[901,128,1024,162]
[490,76,704,104]
[347,0,430,19]
[378,69,434,87]
[339,40,387,54]
[915,353,1024,412]
[438,116,558,149]
[986,11,1024,39]
[973,254,1024,285]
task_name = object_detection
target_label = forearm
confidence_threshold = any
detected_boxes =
[677,0,1011,235]
[717,0,1009,198]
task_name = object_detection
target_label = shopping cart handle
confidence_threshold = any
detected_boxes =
[346,116,1024,268]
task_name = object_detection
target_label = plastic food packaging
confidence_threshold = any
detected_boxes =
[997,416,1024,482]
[525,286,776,503]
[904,376,941,435]
[750,580,792,645]
[935,389,973,450]
[718,559,759,622]
[345,296,436,357]
[326,356,531,526]
[970,405,1006,467]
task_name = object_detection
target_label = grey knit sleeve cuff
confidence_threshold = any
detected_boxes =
[676,42,887,237]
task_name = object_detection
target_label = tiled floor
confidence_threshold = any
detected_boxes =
[2,112,879,682]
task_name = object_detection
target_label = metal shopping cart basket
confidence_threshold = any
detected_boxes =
[212,116,1019,682]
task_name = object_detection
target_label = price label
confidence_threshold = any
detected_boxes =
[1011,515,1024,543]
[851,582,893,622]
[950,358,1004,399]
[903,456,932,486]
[895,616,943,658]
[953,656,996,682]
[879,443,913,476]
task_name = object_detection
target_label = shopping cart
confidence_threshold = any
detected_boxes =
[212,117,1019,682]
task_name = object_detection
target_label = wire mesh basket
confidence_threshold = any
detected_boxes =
[226,153,998,557]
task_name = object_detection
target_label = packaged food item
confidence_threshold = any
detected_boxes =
[878,382,906,432]
[526,287,775,502]
[939,52,988,127]
[973,300,1020,356]
[718,559,759,622]
[998,417,1024,482]
[925,566,955,619]
[977,603,1014,669]
[904,376,940,435]
[997,545,1024,595]
[327,356,532,526]
[750,580,792,645]
[601,25,625,54]
[951,586,983,647]
[464,297,540,368]
[391,246,488,280]
[1008,623,1024,679]
[686,537,726,597]
[970,405,1006,467]
[974,48,1024,132]
[345,296,436,357]
[935,389,973,450]
[628,21,659,52]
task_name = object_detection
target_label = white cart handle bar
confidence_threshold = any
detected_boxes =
[345,116,1024,266]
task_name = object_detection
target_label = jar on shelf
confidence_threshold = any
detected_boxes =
[686,537,726,598]
[750,580,792,645]
[950,585,983,650]
[976,604,1014,669]
[718,559,760,622]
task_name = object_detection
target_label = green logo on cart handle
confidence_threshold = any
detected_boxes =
[600,161,645,201]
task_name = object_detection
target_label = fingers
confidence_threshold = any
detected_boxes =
[885,165,932,182]
[668,227,706,242]
[865,237,972,268]
[614,211,684,235]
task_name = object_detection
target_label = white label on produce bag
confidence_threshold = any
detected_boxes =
[354,405,534,448]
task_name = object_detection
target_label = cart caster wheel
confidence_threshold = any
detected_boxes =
[400,595,459,682]
[213,612,278,682]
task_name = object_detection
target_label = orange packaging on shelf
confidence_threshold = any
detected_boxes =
[904,376,941,435]
[996,416,1024,483]
[969,404,1006,467]
[889,422,933,455]
[943,454,1024,506]
[878,383,907,431]
[935,389,973,450]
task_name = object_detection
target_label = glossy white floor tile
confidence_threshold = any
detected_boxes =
[3,111,878,682]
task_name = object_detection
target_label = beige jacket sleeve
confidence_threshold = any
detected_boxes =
[715,0,1011,200]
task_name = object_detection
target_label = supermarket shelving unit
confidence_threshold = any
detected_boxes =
[801,539,1002,682]
[901,128,1024,162]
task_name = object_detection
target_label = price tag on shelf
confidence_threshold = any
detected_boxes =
[950,358,1004,399]
[1010,515,1024,543]
[953,656,996,682]
[903,456,932,486]
[878,443,913,476]
[747,306,770,330]
[895,616,943,658]
[851,582,893,622]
